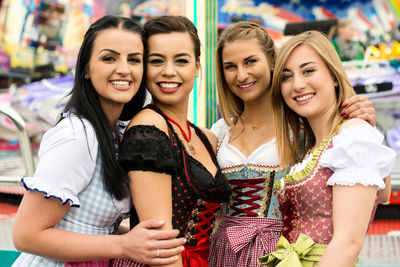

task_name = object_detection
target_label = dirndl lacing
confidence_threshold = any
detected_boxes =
[209,215,283,267]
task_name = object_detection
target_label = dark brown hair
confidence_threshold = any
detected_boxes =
[144,15,200,61]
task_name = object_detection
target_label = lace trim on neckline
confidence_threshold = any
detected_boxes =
[276,120,344,189]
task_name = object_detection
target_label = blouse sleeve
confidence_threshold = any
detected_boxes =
[320,124,396,189]
[119,125,180,175]
[21,116,98,206]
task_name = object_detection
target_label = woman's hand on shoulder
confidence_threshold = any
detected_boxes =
[120,219,185,265]
[341,95,376,127]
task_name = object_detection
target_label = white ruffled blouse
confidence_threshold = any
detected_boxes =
[21,114,130,212]
[289,124,396,189]
[15,114,131,266]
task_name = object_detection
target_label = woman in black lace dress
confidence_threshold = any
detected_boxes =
[112,16,230,267]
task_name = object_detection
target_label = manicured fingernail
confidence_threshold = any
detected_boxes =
[340,111,346,117]
[344,115,350,119]
[180,246,185,251]
[342,102,348,108]
[158,220,165,224]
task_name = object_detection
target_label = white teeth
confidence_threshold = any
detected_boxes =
[296,94,314,102]
[238,82,255,88]
[159,82,179,89]
[111,81,130,87]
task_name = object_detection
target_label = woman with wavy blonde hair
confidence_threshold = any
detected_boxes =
[259,30,395,267]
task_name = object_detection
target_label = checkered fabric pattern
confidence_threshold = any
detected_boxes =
[208,215,283,267]
[111,258,146,267]
[65,260,111,267]
[13,152,127,266]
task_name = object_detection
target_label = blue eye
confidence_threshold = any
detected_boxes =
[304,69,315,74]
[246,59,256,65]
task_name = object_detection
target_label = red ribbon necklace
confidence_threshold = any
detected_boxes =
[164,115,196,155]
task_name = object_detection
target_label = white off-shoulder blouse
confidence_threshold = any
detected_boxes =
[289,124,396,189]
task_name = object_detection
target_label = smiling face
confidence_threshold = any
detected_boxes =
[280,44,338,121]
[87,28,144,115]
[221,38,272,104]
[146,31,199,107]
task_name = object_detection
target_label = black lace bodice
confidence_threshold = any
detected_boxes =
[118,106,231,246]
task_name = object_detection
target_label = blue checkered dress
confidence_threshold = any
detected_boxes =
[13,143,128,266]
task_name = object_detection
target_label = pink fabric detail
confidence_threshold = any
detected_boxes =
[209,215,283,267]
[65,259,110,267]
[110,258,145,267]
[110,243,210,267]
[226,220,283,253]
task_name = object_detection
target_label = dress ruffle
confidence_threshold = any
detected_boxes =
[21,177,80,206]
[325,169,385,189]
[320,124,396,189]
[119,125,180,175]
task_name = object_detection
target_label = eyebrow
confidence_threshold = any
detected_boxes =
[99,48,142,57]
[148,52,192,58]
[300,61,315,68]
[283,61,315,72]
[223,54,257,65]
[244,55,256,61]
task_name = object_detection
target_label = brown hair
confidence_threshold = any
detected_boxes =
[144,15,200,62]
[216,21,277,126]
[328,18,354,39]
[272,30,356,167]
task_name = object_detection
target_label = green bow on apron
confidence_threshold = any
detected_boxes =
[257,234,327,267]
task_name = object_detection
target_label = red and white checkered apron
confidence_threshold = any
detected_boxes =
[208,215,283,267]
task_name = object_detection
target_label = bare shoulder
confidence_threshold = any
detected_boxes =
[339,118,371,133]
[200,127,218,151]
[127,108,168,133]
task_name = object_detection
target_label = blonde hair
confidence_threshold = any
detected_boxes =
[215,21,277,126]
[328,18,353,39]
[272,30,356,167]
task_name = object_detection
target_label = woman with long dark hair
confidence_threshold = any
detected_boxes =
[12,15,185,266]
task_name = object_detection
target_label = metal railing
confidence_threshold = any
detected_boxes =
[0,105,35,184]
